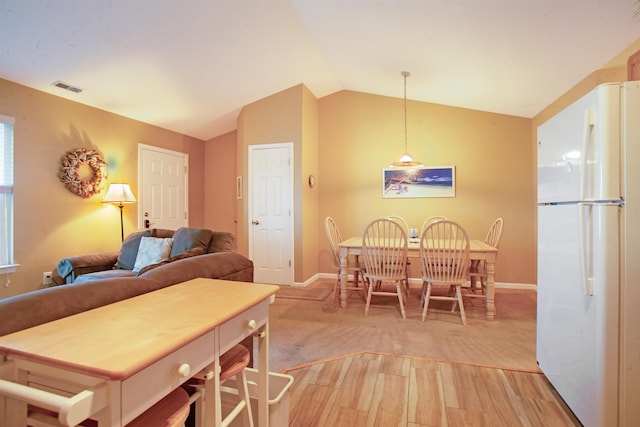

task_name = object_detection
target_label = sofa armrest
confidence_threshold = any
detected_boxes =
[56,252,119,284]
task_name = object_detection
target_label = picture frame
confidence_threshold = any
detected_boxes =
[382,166,456,198]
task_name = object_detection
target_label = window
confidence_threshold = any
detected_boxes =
[0,114,17,274]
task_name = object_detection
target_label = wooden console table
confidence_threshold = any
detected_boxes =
[0,278,279,426]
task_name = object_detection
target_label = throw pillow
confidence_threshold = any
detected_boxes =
[169,227,213,257]
[115,230,151,270]
[132,237,174,273]
[207,231,236,253]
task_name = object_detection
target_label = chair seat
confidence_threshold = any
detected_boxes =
[186,344,254,427]
[220,343,251,381]
[127,387,190,427]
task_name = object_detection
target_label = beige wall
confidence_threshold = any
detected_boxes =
[236,84,320,283]
[225,85,535,286]
[4,37,638,297]
[204,130,237,234]
[236,84,304,263]
[0,78,205,299]
[300,86,320,280]
[317,90,535,285]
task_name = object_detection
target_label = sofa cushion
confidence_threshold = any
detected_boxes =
[115,230,151,270]
[136,246,206,275]
[207,231,236,253]
[170,227,213,257]
[74,268,137,283]
[133,237,174,272]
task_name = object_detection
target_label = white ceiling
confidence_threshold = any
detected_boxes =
[1,1,639,141]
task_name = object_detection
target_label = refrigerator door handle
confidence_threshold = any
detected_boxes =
[580,109,595,201]
[578,202,594,296]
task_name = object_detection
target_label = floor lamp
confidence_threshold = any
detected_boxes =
[102,183,137,242]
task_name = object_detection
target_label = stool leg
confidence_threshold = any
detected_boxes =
[235,369,254,427]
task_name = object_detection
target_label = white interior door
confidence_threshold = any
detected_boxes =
[248,143,293,285]
[138,144,188,230]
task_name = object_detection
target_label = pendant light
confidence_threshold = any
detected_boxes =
[391,71,423,168]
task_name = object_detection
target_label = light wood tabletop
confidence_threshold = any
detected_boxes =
[0,279,278,380]
[0,278,280,426]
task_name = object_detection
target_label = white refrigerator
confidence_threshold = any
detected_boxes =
[537,81,640,427]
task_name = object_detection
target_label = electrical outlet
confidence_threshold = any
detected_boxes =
[42,271,53,286]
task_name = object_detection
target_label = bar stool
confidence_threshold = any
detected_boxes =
[187,343,254,427]
[127,386,190,427]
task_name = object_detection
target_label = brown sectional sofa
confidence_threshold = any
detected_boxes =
[0,227,254,338]
[55,227,242,284]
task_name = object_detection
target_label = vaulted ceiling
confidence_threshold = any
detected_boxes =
[1,1,639,140]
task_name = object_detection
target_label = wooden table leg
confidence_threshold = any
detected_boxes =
[203,351,222,427]
[485,258,496,320]
[339,249,348,308]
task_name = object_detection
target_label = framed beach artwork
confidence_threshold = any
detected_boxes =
[382,166,456,198]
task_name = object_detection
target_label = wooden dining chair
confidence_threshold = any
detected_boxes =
[419,216,447,237]
[386,215,413,289]
[362,218,409,319]
[465,217,503,300]
[324,216,366,301]
[419,220,470,324]
[385,215,410,235]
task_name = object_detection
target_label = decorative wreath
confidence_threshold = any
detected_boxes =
[58,148,109,198]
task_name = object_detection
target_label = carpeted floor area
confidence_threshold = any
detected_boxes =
[268,279,538,374]
[275,285,333,301]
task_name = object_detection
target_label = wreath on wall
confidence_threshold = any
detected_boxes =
[58,148,109,198]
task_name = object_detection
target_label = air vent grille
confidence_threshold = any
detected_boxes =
[52,81,83,93]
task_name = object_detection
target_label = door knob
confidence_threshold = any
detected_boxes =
[252,220,260,225]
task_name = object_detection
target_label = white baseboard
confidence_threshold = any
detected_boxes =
[303,273,536,291]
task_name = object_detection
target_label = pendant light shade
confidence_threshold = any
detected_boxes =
[391,71,423,168]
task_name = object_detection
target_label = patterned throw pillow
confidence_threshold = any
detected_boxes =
[132,237,174,272]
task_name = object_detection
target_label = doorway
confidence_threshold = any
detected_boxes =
[248,143,294,285]
[138,144,188,230]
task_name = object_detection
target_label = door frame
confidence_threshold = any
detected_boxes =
[138,143,189,229]
[248,142,295,285]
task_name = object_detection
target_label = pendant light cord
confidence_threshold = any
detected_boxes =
[391,70,422,167]
[403,71,408,153]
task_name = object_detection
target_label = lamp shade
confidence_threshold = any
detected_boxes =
[102,183,136,204]
[392,153,423,168]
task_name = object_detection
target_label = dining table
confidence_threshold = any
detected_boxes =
[338,237,499,320]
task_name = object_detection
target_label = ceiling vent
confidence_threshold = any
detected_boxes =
[51,81,83,93]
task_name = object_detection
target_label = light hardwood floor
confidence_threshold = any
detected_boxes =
[284,352,580,426]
